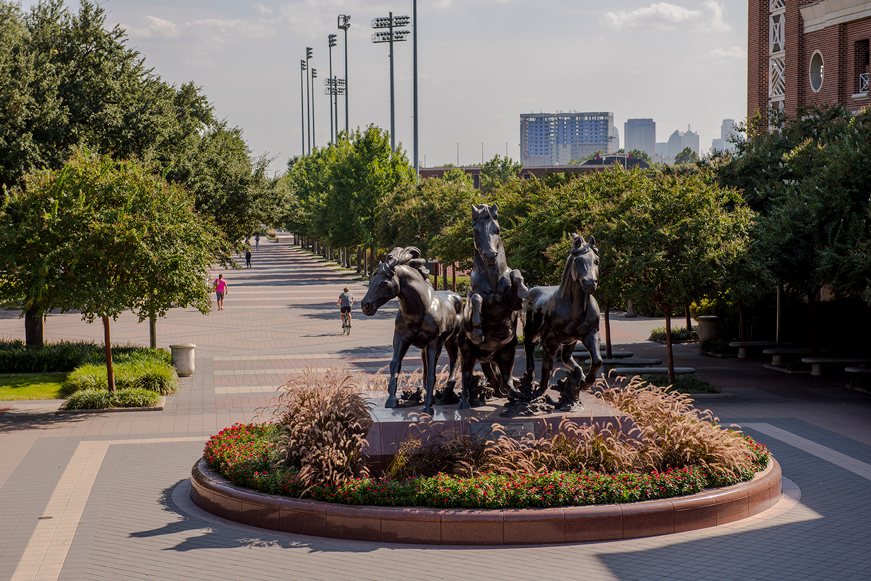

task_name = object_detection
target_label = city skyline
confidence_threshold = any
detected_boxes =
[26,0,749,174]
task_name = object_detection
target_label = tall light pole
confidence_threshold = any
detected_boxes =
[328,34,337,144]
[311,68,317,150]
[338,15,351,134]
[324,78,345,135]
[412,0,419,176]
[372,13,410,152]
[300,59,306,156]
[305,47,312,154]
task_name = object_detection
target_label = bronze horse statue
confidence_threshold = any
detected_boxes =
[522,234,602,405]
[459,204,529,408]
[360,246,463,415]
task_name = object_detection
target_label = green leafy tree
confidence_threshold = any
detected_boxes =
[626,149,653,166]
[480,154,522,194]
[674,147,699,165]
[0,149,234,386]
[610,172,755,382]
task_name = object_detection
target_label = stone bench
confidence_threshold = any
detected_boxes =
[584,357,662,366]
[729,341,776,359]
[801,357,871,377]
[845,366,871,374]
[574,346,633,358]
[762,348,831,366]
[610,367,695,376]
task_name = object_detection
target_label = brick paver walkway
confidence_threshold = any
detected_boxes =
[1,241,870,580]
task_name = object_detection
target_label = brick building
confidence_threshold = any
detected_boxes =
[748,0,871,121]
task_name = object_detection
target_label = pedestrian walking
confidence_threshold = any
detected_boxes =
[245,249,252,268]
[214,274,228,310]
[255,234,260,250]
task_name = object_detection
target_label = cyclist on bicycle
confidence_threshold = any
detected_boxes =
[337,287,354,329]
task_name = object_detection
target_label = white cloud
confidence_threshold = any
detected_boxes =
[125,16,179,39]
[603,1,729,32]
[705,46,746,59]
[255,4,273,15]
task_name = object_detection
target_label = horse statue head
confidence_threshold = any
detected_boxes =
[471,203,504,269]
[568,233,599,294]
[361,246,430,316]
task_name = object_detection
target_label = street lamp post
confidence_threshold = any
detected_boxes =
[338,15,351,133]
[372,13,410,152]
[323,78,345,133]
[300,59,306,156]
[305,47,312,154]
[328,34,337,143]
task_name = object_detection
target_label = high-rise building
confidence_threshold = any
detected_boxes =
[712,118,738,152]
[624,119,656,158]
[520,112,614,166]
[666,125,700,157]
[609,124,620,152]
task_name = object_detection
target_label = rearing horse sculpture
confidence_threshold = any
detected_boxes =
[459,204,529,408]
[360,246,463,415]
[522,234,602,406]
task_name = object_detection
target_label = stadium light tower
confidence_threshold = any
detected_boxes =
[328,34,337,143]
[305,47,313,154]
[372,13,410,151]
[300,59,306,155]
[337,15,351,133]
[311,68,317,150]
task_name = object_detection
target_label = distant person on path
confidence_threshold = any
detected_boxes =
[245,249,252,268]
[337,287,354,329]
[214,274,228,310]
[255,234,260,249]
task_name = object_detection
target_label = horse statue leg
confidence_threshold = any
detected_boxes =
[480,361,503,401]
[458,345,477,410]
[466,293,485,345]
[386,333,412,408]
[435,337,460,405]
[580,331,603,389]
[422,341,441,415]
[535,340,560,398]
[560,341,584,381]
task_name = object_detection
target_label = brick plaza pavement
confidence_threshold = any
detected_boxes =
[0,242,870,580]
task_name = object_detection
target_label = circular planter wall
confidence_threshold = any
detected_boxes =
[190,458,781,545]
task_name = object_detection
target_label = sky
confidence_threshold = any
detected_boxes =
[29,0,749,174]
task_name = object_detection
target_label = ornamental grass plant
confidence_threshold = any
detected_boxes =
[63,356,178,395]
[65,387,160,409]
[267,367,373,487]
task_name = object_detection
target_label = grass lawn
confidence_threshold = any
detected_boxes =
[0,373,67,400]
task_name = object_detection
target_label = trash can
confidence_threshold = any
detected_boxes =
[697,316,718,342]
[169,343,196,377]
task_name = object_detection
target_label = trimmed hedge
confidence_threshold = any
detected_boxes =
[0,340,170,373]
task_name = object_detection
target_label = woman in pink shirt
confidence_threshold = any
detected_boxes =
[214,274,228,310]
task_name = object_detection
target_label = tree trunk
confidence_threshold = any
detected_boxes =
[357,246,362,274]
[776,284,784,349]
[664,308,675,385]
[685,304,692,331]
[432,262,438,290]
[452,263,457,293]
[102,316,116,393]
[149,314,157,349]
[25,304,44,347]
[737,298,745,342]
[808,291,817,355]
[604,300,613,359]
[443,261,448,291]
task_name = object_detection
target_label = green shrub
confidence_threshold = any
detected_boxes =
[115,388,160,407]
[0,340,170,373]
[65,388,116,410]
[62,358,177,395]
[649,326,698,342]
[699,338,738,355]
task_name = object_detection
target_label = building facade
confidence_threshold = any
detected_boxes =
[519,112,614,166]
[748,0,871,121]
[712,118,738,152]
[624,118,656,158]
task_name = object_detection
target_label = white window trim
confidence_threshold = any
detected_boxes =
[809,50,824,93]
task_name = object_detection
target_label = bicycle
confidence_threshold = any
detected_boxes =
[341,312,351,335]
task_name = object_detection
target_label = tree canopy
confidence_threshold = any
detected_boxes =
[674,147,699,165]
